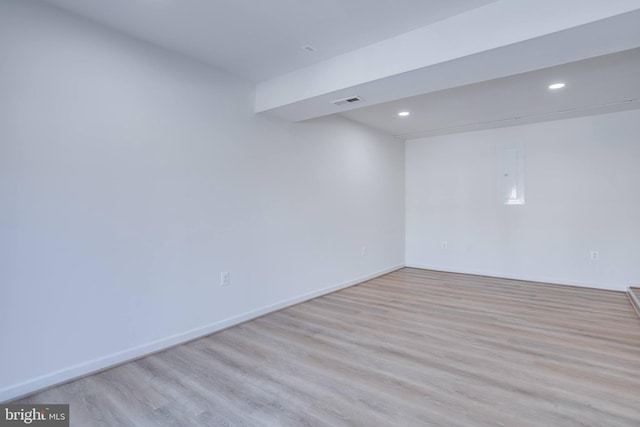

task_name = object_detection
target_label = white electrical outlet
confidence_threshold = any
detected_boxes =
[441,241,448,249]
[362,247,367,256]
[590,251,599,261]
[221,272,230,286]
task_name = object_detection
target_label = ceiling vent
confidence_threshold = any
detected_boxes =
[332,96,363,107]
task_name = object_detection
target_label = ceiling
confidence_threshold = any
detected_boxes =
[342,48,640,138]
[42,0,498,82]
[40,0,640,139]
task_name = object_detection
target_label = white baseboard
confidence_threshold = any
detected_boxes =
[0,264,404,403]
[628,286,640,317]
[405,263,626,292]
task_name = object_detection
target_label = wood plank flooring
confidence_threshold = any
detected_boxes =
[18,268,640,426]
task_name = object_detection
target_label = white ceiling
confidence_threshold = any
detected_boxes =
[342,48,640,139]
[42,0,497,82]
[253,4,640,122]
[39,0,640,138]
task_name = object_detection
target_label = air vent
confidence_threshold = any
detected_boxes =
[332,96,363,106]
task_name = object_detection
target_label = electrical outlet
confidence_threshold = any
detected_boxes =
[441,241,448,249]
[362,246,367,256]
[590,251,599,261]
[221,272,230,286]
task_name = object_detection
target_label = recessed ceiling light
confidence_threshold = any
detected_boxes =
[398,111,410,117]
[549,83,566,90]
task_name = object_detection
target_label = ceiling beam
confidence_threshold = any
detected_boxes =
[255,0,640,122]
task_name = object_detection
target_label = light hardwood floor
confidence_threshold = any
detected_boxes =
[19,268,640,426]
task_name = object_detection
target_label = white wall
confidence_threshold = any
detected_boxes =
[406,110,640,291]
[0,0,405,401]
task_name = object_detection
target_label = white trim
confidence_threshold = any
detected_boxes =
[627,286,640,317]
[405,263,626,292]
[0,264,404,403]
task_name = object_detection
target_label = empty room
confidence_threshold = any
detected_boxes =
[2,0,640,425]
